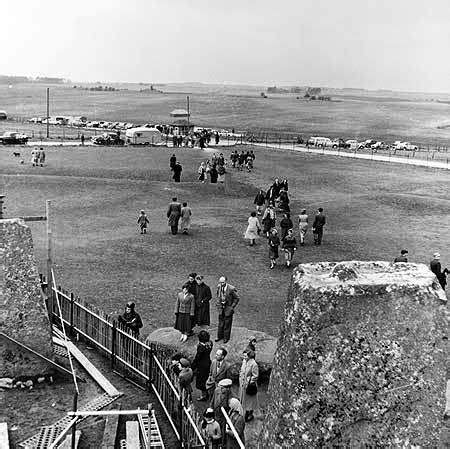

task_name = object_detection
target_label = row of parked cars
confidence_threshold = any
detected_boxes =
[28,116,143,131]
[0,131,29,144]
[307,137,419,151]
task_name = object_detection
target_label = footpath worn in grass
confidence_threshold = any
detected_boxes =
[1,144,449,338]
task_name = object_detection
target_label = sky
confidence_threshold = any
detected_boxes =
[1,0,450,92]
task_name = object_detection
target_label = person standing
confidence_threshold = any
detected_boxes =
[244,211,261,247]
[394,249,409,263]
[180,202,192,235]
[217,153,225,167]
[192,330,213,401]
[261,205,276,237]
[31,148,39,166]
[178,358,194,407]
[174,286,195,342]
[217,164,226,183]
[430,252,448,290]
[195,275,212,327]
[238,349,259,423]
[118,302,143,337]
[279,213,293,241]
[282,229,297,267]
[268,228,280,269]
[216,277,239,343]
[198,162,206,183]
[312,207,326,245]
[167,197,182,235]
[298,209,308,245]
[172,161,183,182]
[137,210,149,234]
[205,348,231,399]
[226,398,245,449]
[201,408,222,449]
[39,148,45,167]
[170,154,177,170]
[254,189,266,215]
[245,337,257,354]
[80,133,85,145]
[278,188,290,213]
[210,164,218,183]
[215,132,220,145]
[210,378,233,434]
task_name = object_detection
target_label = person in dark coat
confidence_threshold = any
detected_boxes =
[282,228,297,267]
[195,275,212,326]
[172,162,182,182]
[279,213,293,241]
[205,348,231,398]
[216,277,239,343]
[312,207,326,245]
[192,330,213,401]
[172,134,178,148]
[430,252,448,290]
[199,135,205,149]
[210,164,218,183]
[278,189,290,213]
[185,273,198,297]
[210,378,233,433]
[167,197,182,235]
[170,154,177,169]
[215,132,220,145]
[174,286,195,342]
[254,189,266,215]
[117,302,143,337]
[394,249,408,263]
[261,205,276,237]
[268,228,280,269]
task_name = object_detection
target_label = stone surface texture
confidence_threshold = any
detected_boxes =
[0,218,53,377]
[146,326,276,382]
[259,261,448,448]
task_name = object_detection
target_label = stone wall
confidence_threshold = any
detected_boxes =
[0,218,54,377]
[259,261,448,448]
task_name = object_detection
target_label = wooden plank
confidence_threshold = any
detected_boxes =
[0,423,9,449]
[58,430,81,449]
[56,339,120,397]
[69,410,150,417]
[100,403,121,449]
[20,215,47,222]
[47,419,78,449]
[126,421,140,449]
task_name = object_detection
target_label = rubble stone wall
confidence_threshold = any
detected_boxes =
[0,218,53,377]
[259,261,448,448]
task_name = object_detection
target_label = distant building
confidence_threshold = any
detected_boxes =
[170,109,190,118]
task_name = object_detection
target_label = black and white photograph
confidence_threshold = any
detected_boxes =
[0,0,449,447]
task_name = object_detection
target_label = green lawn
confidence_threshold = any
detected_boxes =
[1,144,449,338]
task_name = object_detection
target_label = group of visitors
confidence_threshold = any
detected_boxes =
[31,147,46,167]
[169,154,183,182]
[230,150,255,172]
[197,153,227,184]
[166,198,192,235]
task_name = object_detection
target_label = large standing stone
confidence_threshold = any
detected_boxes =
[259,261,448,448]
[0,218,53,377]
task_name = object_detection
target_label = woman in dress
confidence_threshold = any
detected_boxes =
[226,398,245,448]
[198,161,206,183]
[268,228,280,269]
[298,208,308,245]
[238,349,259,423]
[192,330,213,401]
[180,202,192,235]
[282,228,297,267]
[244,211,261,246]
[174,286,195,342]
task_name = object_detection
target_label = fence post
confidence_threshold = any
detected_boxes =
[70,292,75,336]
[111,320,117,369]
[178,397,183,448]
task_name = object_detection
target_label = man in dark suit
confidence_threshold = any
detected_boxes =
[312,207,326,245]
[205,348,231,399]
[167,197,182,235]
[215,276,239,343]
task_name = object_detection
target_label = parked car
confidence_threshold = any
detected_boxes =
[308,136,332,147]
[28,117,42,124]
[345,139,359,150]
[332,138,347,148]
[404,143,418,151]
[0,131,29,144]
[91,133,124,146]
[370,141,385,150]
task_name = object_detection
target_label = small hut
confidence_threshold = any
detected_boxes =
[169,109,194,134]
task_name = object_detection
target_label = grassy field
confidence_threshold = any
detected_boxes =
[1,144,449,338]
[2,82,450,146]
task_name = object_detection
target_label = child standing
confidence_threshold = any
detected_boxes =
[201,408,222,449]
[268,228,280,269]
[137,210,149,234]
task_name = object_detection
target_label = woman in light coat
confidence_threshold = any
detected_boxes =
[180,202,192,235]
[298,208,308,245]
[244,211,261,246]
[238,349,259,422]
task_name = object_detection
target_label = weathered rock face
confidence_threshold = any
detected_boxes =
[0,219,53,377]
[146,326,276,382]
[259,261,448,448]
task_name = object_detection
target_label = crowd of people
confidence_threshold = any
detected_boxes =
[30,147,46,166]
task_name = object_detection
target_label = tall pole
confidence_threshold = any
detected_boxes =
[46,88,50,138]
[46,200,53,315]
[186,96,190,135]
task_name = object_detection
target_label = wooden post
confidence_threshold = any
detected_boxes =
[111,320,117,369]
[71,392,78,449]
[46,200,53,321]
[70,292,75,336]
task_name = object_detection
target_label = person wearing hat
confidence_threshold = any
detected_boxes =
[192,330,213,401]
[394,249,408,263]
[137,209,149,234]
[118,302,143,337]
[298,208,309,245]
[216,277,239,343]
[226,398,245,449]
[268,228,280,269]
[430,253,448,290]
[245,337,257,354]
[174,285,195,342]
[312,207,326,245]
[178,358,194,407]
[210,378,233,433]
[201,408,222,448]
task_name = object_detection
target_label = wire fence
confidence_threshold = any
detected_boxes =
[41,274,244,448]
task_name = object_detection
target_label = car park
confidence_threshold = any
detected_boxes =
[0,131,29,144]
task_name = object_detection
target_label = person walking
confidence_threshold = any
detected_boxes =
[216,277,239,343]
[394,249,409,263]
[38,148,45,167]
[195,275,212,327]
[312,207,326,245]
[298,209,308,245]
[261,205,276,237]
[226,398,245,448]
[210,164,218,183]
[278,188,290,213]
[254,189,266,215]
[180,202,192,235]
[192,330,213,401]
[205,348,231,399]
[268,228,280,269]
[198,162,206,182]
[31,148,39,166]
[282,229,297,267]
[179,358,194,407]
[279,213,293,241]
[118,302,143,337]
[174,286,195,342]
[137,210,149,234]
[238,349,259,423]
[80,134,85,145]
[217,164,226,183]
[167,197,182,235]
[201,408,222,449]
[170,154,177,170]
[172,161,183,182]
[215,132,220,145]
[430,252,448,290]
[244,212,261,247]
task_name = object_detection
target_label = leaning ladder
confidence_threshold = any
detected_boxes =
[138,410,165,448]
